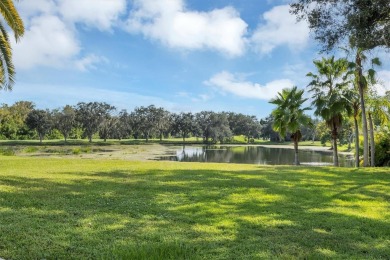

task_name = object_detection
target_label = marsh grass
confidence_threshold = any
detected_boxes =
[0,158,389,259]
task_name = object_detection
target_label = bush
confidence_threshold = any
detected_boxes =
[375,130,390,167]
[0,147,16,156]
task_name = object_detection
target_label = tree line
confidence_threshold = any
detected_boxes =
[0,101,267,144]
[0,100,332,144]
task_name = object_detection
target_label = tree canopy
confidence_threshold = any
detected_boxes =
[290,0,390,51]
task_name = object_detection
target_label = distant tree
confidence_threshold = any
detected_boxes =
[76,102,115,142]
[195,111,213,143]
[307,56,353,166]
[0,101,34,139]
[315,121,332,146]
[172,112,196,142]
[259,115,279,141]
[154,107,171,141]
[53,105,76,142]
[132,105,161,142]
[270,86,311,165]
[114,110,133,140]
[290,0,390,51]
[25,109,52,143]
[228,113,261,143]
[0,0,25,91]
[208,112,232,143]
[99,114,118,142]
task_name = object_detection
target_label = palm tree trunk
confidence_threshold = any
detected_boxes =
[293,137,300,166]
[356,52,369,167]
[368,113,375,167]
[354,117,359,167]
[332,128,339,167]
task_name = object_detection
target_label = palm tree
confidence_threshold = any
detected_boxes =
[307,56,353,166]
[348,51,382,166]
[269,86,311,165]
[352,50,382,166]
[349,90,361,167]
[0,0,25,90]
[366,93,390,166]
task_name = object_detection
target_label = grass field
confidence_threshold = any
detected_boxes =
[0,157,389,259]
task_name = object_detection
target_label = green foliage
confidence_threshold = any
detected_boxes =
[46,129,64,140]
[0,147,15,156]
[25,109,52,142]
[0,0,25,90]
[23,146,39,153]
[290,0,390,51]
[270,86,311,140]
[76,102,116,142]
[374,130,390,166]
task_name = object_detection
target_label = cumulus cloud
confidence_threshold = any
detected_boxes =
[13,15,80,69]
[204,71,294,100]
[12,0,126,71]
[125,0,248,56]
[251,5,310,54]
[58,0,126,31]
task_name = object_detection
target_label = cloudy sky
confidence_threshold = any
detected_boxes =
[0,0,389,118]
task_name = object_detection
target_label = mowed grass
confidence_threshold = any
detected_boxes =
[0,157,389,259]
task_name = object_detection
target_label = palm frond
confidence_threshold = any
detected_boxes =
[0,0,24,41]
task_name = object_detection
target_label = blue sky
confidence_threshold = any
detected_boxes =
[1,0,389,119]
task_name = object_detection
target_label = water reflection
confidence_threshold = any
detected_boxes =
[160,145,354,167]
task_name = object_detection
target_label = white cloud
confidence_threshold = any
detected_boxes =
[75,54,107,72]
[204,71,294,100]
[12,15,80,69]
[251,5,310,54]
[12,0,125,71]
[58,0,126,31]
[17,0,56,22]
[125,0,248,56]
[375,70,390,96]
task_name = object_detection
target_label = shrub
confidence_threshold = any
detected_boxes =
[0,147,15,156]
[375,130,390,167]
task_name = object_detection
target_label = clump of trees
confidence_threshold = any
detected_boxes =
[288,0,390,167]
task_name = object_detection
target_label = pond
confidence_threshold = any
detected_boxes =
[159,145,355,167]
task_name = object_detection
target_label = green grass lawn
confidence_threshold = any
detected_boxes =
[0,157,389,259]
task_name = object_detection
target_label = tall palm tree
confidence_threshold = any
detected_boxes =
[307,56,353,166]
[350,90,360,167]
[269,86,311,166]
[352,50,382,166]
[348,51,382,166]
[0,0,24,90]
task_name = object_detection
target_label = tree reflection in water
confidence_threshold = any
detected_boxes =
[162,145,354,167]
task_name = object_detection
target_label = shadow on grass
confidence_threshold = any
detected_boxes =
[0,165,389,259]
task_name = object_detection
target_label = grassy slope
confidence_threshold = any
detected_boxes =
[0,157,389,259]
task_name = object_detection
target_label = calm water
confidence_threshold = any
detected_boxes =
[160,145,355,167]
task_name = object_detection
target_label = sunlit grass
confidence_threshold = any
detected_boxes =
[0,157,389,259]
